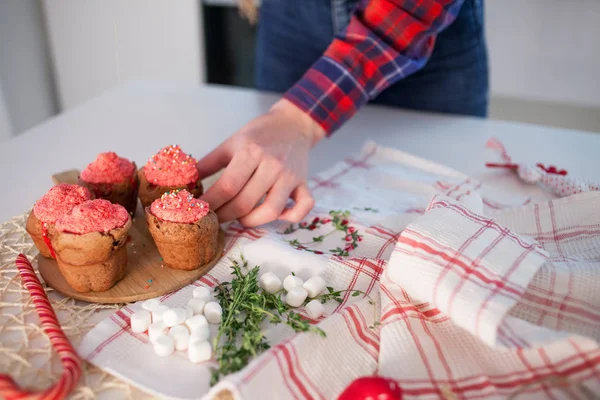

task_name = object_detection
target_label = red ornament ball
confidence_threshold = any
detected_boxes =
[338,377,403,400]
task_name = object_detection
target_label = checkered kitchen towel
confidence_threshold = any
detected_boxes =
[79,142,600,399]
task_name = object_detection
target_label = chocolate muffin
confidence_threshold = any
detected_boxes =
[78,152,139,215]
[26,184,93,259]
[138,145,203,208]
[146,189,218,270]
[51,199,132,292]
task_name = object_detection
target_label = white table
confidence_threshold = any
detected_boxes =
[1,81,599,224]
[0,82,598,398]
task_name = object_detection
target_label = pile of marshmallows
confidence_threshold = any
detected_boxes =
[260,272,327,319]
[129,273,329,363]
[130,286,221,363]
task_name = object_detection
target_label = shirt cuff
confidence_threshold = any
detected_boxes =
[283,56,370,135]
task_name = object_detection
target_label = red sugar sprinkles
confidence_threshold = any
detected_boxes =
[33,184,93,224]
[56,199,130,234]
[143,145,199,187]
[150,189,209,223]
[80,152,136,184]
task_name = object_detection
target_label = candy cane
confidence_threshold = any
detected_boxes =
[0,254,81,400]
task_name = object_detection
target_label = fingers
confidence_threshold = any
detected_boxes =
[239,181,314,227]
[278,184,315,223]
[200,148,260,210]
[196,141,231,179]
[238,178,297,227]
[215,159,282,222]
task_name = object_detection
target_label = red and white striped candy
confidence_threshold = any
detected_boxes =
[0,254,82,400]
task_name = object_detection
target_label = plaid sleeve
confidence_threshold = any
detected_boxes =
[283,0,465,134]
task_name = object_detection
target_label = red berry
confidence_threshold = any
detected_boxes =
[338,377,403,400]
[322,218,332,224]
[358,236,363,242]
[345,235,352,242]
[313,217,320,223]
[309,226,316,231]
[314,251,323,255]
[300,222,308,228]
[341,220,348,226]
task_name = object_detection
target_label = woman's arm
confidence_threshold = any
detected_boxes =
[285,0,466,134]
[198,0,465,227]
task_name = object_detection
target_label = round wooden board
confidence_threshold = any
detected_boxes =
[38,228,225,304]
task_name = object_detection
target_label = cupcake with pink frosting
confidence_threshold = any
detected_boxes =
[51,199,132,292]
[26,184,93,259]
[146,189,218,270]
[137,145,203,208]
[78,152,139,215]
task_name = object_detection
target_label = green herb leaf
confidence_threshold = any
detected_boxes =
[210,257,326,386]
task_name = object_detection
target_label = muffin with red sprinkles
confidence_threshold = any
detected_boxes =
[78,152,139,215]
[51,199,132,292]
[146,189,218,270]
[26,184,93,259]
[137,145,203,208]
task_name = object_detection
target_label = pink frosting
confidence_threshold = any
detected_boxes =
[80,152,135,184]
[33,184,93,224]
[150,189,209,223]
[56,199,130,234]
[143,145,199,186]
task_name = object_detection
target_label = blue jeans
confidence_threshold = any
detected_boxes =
[255,0,489,117]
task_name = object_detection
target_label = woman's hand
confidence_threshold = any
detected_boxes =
[197,99,325,227]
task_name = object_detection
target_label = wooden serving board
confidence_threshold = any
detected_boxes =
[37,169,224,304]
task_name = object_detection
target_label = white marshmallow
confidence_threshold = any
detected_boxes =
[153,335,175,357]
[283,275,303,292]
[142,298,161,312]
[152,305,170,323]
[186,314,209,331]
[286,287,308,308]
[185,306,194,319]
[168,325,191,351]
[259,272,283,294]
[192,287,212,302]
[204,302,222,324]
[162,307,188,327]
[305,300,326,319]
[303,276,327,298]
[148,321,168,343]
[188,340,212,364]
[187,297,206,315]
[130,310,152,333]
[189,326,210,343]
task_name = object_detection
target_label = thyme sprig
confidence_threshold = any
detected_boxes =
[210,257,379,385]
[210,257,325,385]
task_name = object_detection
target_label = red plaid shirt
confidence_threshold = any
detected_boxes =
[283,0,465,134]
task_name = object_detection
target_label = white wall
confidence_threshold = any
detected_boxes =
[486,0,600,108]
[43,0,204,110]
[0,0,57,135]
[40,0,600,114]
[0,80,13,141]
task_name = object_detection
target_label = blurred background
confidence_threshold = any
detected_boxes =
[0,0,599,142]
